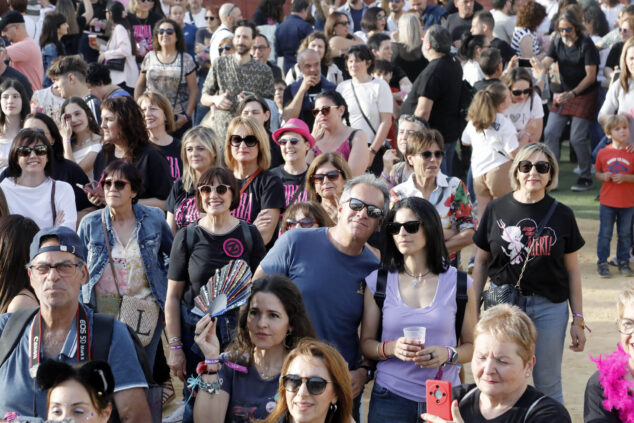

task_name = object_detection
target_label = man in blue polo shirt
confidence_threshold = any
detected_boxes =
[0,227,150,421]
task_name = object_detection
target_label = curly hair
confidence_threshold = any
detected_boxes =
[152,18,186,53]
[516,1,547,32]
[100,96,151,163]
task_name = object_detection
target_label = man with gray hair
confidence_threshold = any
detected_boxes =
[253,174,388,418]
[400,25,463,176]
[282,48,336,129]
[207,2,242,61]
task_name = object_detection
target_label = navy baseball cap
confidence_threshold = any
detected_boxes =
[29,226,87,262]
[0,11,24,32]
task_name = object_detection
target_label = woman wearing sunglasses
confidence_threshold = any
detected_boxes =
[280,201,334,233]
[305,152,352,224]
[166,167,266,419]
[262,338,354,423]
[192,275,316,423]
[502,67,544,145]
[391,130,477,267]
[310,90,368,177]
[165,126,221,233]
[360,197,477,422]
[0,128,76,229]
[224,116,285,246]
[78,160,173,367]
[135,18,198,139]
[471,143,586,404]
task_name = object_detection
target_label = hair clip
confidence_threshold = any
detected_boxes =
[96,369,108,393]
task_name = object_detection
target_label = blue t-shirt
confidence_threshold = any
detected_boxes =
[183,23,197,62]
[259,227,379,367]
[0,306,147,417]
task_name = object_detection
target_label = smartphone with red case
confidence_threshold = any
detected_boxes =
[426,379,452,420]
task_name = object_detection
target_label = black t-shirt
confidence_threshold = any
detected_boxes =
[1,66,33,99]
[268,134,284,170]
[53,158,91,210]
[606,41,623,69]
[401,54,462,144]
[268,61,283,81]
[157,138,183,183]
[128,12,163,64]
[442,12,473,42]
[490,37,516,65]
[389,64,409,89]
[164,178,198,230]
[230,169,285,225]
[546,34,600,94]
[473,193,585,303]
[453,384,572,422]
[584,371,621,422]
[167,221,266,307]
[474,78,501,92]
[270,165,308,207]
[393,42,429,83]
[93,145,173,201]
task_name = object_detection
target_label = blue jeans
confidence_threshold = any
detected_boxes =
[592,136,610,163]
[368,382,426,423]
[518,295,568,404]
[441,141,457,177]
[597,205,634,263]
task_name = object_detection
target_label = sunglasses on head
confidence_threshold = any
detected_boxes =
[517,160,551,174]
[17,145,48,157]
[158,28,175,35]
[279,137,302,145]
[101,179,130,190]
[286,217,316,228]
[230,135,258,147]
[386,220,421,235]
[419,150,444,160]
[311,170,342,183]
[511,88,532,96]
[219,45,233,53]
[282,375,330,395]
[558,27,573,33]
[311,106,335,117]
[198,184,230,195]
[347,198,384,219]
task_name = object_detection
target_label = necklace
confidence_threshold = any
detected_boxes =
[403,268,431,288]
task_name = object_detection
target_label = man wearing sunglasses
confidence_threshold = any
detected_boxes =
[207,2,242,62]
[253,174,389,420]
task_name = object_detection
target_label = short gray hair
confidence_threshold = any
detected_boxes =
[340,174,390,217]
[298,48,320,67]
[509,143,559,192]
[426,25,451,54]
[398,114,428,131]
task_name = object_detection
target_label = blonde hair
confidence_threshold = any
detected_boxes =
[137,91,176,132]
[224,116,271,171]
[398,13,422,53]
[509,143,559,192]
[620,36,634,93]
[617,284,634,319]
[475,304,537,365]
[603,114,630,138]
[467,82,508,131]
[180,126,221,192]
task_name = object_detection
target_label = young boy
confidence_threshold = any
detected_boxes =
[372,60,398,145]
[595,114,634,277]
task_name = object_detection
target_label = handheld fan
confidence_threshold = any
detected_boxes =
[193,259,253,318]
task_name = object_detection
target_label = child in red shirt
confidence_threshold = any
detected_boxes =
[595,114,634,277]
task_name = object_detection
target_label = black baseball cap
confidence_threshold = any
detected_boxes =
[0,11,24,32]
[29,226,87,262]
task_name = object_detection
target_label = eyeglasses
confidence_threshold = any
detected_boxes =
[311,170,342,183]
[517,160,551,174]
[205,15,216,20]
[346,197,384,219]
[101,179,130,190]
[158,28,175,35]
[419,150,444,160]
[558,27,573,33]
[617,318,634,335]
[252,45,267,51]
[311,106,336,117]
[219,45,233,53]
[376,14,386,19]
[386,220,421,235]
[17,145,48,157]
[279,137,302,145]
[198,184,230,195]
[511,88,532,96]
[336,20,350,26]
[286,217,317,228]
[230,134,258,147]
[28,261,81,277]
[282,375,331,395]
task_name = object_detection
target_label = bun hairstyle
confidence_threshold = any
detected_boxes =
[37,360,115,412]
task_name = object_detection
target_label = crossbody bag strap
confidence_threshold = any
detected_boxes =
[172,53,184,114]
[350,80,377,136]
[100,209,121,297]
[50,179,57,225]
[239,168,262,196]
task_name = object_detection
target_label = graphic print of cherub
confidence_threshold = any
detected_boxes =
[497,219,527,264]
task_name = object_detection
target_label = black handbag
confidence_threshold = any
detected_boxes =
[481,200,559,310]
[105,58,125,71]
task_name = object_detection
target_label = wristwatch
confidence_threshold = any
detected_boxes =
[360,365,375,383]
[447,346,458,365]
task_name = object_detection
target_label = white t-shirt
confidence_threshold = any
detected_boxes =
[0,177,77,229]
[463,60,485,86]
[336,78,393,144]
[185,8,207,28]
[461,113,518,177]
[503,92,544,132]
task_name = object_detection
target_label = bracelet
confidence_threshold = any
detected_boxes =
[199,378,222,395]
[168,337,181,344]
[572,313,584,319]
[445,346,452,364]
[376,343,383,360]
[169,344,183,350]
[369,147,378,155]
[196,361,219,375]
[205,358,220,365]
[380,340,389,359]
[63,139,72,144]
[571,91,577,97]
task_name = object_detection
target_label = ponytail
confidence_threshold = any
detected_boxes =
[467,82,508,131]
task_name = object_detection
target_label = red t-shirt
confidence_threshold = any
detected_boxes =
[594,144,634,208]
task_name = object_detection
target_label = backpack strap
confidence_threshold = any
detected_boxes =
[455,270,468,341]
[373,267,389,338]
[0,307,39,369]
[239,220,253,258]
[184,222,199,257]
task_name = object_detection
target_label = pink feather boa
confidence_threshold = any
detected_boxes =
[591,344,634,423]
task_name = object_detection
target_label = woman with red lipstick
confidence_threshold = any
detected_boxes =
[59,97,102,179]
[305,152,352,224]
[421,305,571,422]
[471,143,586,405]
[192,275,316,423]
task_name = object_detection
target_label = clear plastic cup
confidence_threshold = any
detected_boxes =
[403,326,426,343]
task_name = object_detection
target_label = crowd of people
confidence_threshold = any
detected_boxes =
[0,0,631,421]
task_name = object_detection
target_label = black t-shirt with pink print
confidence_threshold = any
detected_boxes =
[165,178,198,230]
